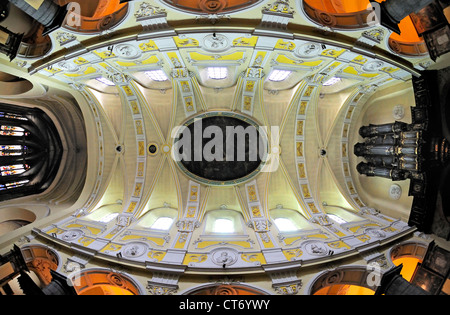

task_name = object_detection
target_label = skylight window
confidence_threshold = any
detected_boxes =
[213,218,235,233]
[145,70,168,82]
[96,77,115,86]
[323,77,341,86]
[274,218,298,232]
[207,67,228,80]
[268,69,292,82]
[151,217,174,230]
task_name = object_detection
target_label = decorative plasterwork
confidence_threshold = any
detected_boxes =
[240,50,268,115]
[134,2,169,32]
[261,0,295,29]
[245,180,277,249]
[172,181,201,250]
[30,27,417,275]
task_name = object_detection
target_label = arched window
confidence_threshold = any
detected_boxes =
[270,208,313,233]
[324,205,363,223]
[151,216,175,230]
[274,217,298,232]
[136,207,178,231]
[84,204,121,224]
[98,212,119,224]
[212,218,235,233]
[204,210,245,235]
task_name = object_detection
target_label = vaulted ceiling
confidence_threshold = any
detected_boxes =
[0,0,446,274]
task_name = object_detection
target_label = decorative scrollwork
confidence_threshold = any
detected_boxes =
[317,12,336,27]
[107,273,126,288]
[212,285,238,295]
[199,0,228,13]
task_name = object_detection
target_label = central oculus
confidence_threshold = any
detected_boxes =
[173,112,268,185]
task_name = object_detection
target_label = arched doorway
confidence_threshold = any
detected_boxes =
[69,269,144,295]
[389,241,428,281]
[185,284,269,295]
[307,266,377,295]
[60,0,129,34]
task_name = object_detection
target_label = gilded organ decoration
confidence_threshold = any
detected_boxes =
[355,121,423,182]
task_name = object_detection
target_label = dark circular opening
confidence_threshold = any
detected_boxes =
[174,113,267,184]
[148,144,157,154]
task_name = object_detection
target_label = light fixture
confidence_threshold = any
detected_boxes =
[145,70,168,81]
[274,218,298,232]
[207,67,228,80]
[268,69,291,82]
[323,77,341,86]
[95,77,115,86]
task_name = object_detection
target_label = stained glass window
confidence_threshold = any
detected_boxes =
[0,164,29,176]
[0,112,28,121]
[0,145,26,156]
[0,180,30,190]
[0,126,28,137]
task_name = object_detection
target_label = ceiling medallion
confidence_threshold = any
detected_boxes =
[211,247,238,267]
[121,242,148,259]
[57,61,80,73]
[202,34,231,52]
[61,229,84,241]
[172,111,269,186]
[392,105,405,120]
[113,43,142,60]
[294,42,322,59]
[362,60,384,73]
[389,184,402,200]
